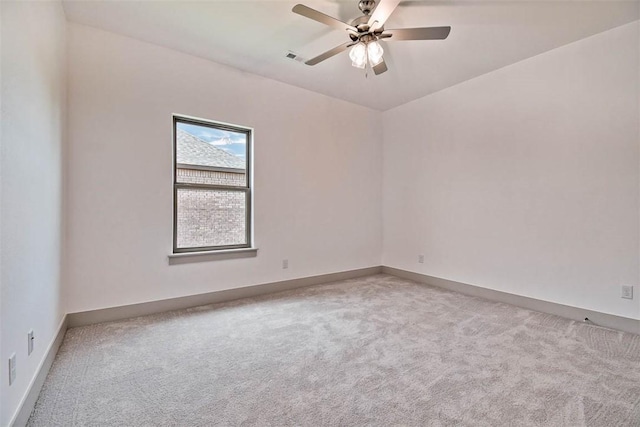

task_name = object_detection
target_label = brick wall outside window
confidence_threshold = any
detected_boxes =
[176,168,247,248]
[177,168,245,186]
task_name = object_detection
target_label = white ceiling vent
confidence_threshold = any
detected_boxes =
[286,51,305,63]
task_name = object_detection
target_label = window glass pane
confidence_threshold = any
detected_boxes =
[176,188,247,248]
[176,122,247,186]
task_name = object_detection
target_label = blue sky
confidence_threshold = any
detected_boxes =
[178,122,247,159]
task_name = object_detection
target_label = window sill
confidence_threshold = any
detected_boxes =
[168,248,258,265]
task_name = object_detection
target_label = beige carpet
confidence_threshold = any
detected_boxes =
[29,274,640,426]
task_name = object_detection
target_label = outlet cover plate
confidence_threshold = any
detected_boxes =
[621,285,633,299]
[28,330,34,355]
[8,353,16,385]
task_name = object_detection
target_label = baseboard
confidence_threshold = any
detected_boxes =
[10,314,69,427]
[63,265,639,333]
[68,266,383,327]
[382,266,640,335]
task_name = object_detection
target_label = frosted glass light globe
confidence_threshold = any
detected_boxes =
[349,43,367,69]
[367,41,384,66]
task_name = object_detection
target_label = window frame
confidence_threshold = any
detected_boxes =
[172,115,253,254]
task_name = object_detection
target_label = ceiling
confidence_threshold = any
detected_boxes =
[62,1,639,111]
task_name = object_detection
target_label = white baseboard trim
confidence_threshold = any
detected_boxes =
[10,314,69,427]
[68,266,383,327]
[382,266,640,335]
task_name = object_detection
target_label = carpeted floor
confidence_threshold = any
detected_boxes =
[29,274,640,426]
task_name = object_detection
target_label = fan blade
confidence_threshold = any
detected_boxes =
[373,59,388,75]
[384,26,451,41]
[292,4,357,32]
[305,42,351,66]
[367,0,401,30]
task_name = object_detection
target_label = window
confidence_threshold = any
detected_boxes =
[173,115,252,253]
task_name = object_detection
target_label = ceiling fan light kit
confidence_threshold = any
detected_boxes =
[349,40,384,69]
[292,0,451,76]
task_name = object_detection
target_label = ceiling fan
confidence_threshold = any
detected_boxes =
[292,0,451,75]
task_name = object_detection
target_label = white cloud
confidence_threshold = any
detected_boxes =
[209,136,245,146]
[209,136,232,146]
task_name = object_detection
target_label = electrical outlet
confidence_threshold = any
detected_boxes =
[8,353,16,385]
[28,330,34,356]
[418,254,425,264]
[621,285,633,300]
[282,259,288,269]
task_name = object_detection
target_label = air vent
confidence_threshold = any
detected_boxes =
[286,52,306,63]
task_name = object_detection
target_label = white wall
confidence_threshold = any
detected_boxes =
[0,1,67,424]
[383,22,640,320]
[64,23,383,313]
